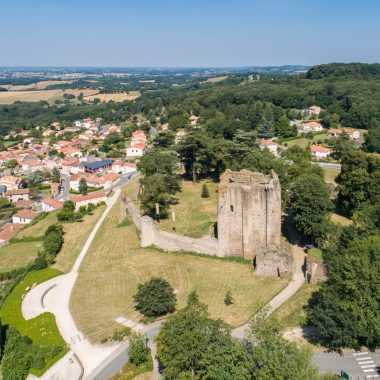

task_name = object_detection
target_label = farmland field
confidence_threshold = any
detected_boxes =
[0,80,74,91]
[286,133,328,149]
[0,89,99,104]
[71,185,288,341]
[84,91,141,102]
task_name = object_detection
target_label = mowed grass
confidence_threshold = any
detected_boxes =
[0,241,43,271]
[159,180,218,238]
[272,282,320,328]
[0,207,105,272]
[286,133,328,149]
[71,191,287,341]
[0,268,67,375]
[0,89,99,104]
[322,167,341,184]
[331,212,352,226]
[84,91,141,103]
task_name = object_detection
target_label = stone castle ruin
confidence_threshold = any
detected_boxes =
[131,169,292,277]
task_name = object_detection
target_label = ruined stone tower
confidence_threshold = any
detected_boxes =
[217,169,281,261]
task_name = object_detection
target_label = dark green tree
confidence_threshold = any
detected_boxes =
[133,277,176,317]
[51,167,60,183]
[79,178,88,195]
[201,183,209,198]
[128,334,149,366]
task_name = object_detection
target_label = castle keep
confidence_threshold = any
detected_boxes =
[217,170,281,260]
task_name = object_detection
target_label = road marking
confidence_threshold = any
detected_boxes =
[359,361,375,365]
[357,356,372,361]
[361,364,376,368]
[353,352,369,356]
[364,369,376,373]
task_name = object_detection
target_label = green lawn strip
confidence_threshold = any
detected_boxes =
[307,248,323,261]
[1,268,67,375]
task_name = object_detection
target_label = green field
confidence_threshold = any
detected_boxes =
[272,282,320,328]
[0,268,67,375]
[286,133,328,149]
[322,167,341,184]
[0,207,105,273]
[159,179,218,238]
[71,188,287,342]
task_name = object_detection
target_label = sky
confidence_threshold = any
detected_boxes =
[1,0,380,67]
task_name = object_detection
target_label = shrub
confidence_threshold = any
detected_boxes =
[133,277,176,318]
[224,290,234,306]
[43,224,64,257]
[128,334,148,366]
[201,183,210,198]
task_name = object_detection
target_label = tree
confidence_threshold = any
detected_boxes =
[291,173,333,244]
[201,183,209,198]
[0,196,11,208]
[277,115,295,137]
[177,129,214,183]
[79,178,88,195]
[5,159,18,169]
[57,200,76,222]
[224,290,233,306]
[139,173,172,219]
[51,167,60,183]
[153,130,175,148]
[247,312,318,380]
[365,124,380,153]
[308,236,380,350]
[43,224,64,258]
[155,299,251,380]
[128,334,149,366]
[133,277,176,317]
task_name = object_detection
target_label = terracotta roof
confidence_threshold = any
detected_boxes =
[328,129,343,135]
[42,198,63,209]
[311,145,331,153]
[260,139,277,146]
[70,192,107,203]
[0,223,23,241]
[5,188,30,195]
[128,144,146,150]
[13,209,39,220]
[103,173,119,181]
[15,200,34,209]
[304,122,322,128]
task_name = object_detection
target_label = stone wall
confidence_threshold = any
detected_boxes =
[126,199,142,230]
[140,216,218,256]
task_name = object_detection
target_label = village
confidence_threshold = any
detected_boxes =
[0,104,365,248]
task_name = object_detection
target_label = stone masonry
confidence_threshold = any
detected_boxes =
[217,169,281,260]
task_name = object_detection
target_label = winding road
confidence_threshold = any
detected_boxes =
[23,187,128,380]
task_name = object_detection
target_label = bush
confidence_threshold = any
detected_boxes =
[133,277,176,318]
[128,334,148,366]
[224,290,234,306]
[43,224,64,257]
[201,183,210,198]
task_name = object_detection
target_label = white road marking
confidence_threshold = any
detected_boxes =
[359,361,375,365]
[361,364,376,368]
[364,369,376,373]
[353,352,369,356]
[357,356,372,361]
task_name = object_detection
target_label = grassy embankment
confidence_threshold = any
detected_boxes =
[71,179,288,342]
[0,268,66,376]
[0,206,105,272]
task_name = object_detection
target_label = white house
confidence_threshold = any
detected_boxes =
[70,192,107,210]
[311,145,331,159]
[112,161,137,175]
[126,145,146,159]
[308,105,322,116]
[5,188,30,203]
[259,139,278,154]
[302,122,323,133]
[12,209,39,224]
[41,198,64,212]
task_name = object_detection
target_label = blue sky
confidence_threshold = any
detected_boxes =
[1,0,380,67]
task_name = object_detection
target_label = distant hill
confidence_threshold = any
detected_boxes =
[306,63,380,79]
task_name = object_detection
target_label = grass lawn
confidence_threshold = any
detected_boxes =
[0,207,105,273]
[286,133,328,149]
[159,179,218,238]
[307,248,323,261]
[0,241,43,271]
[272,282,320,328]
[0,268,67,375]
[71,188,288,342]
[322,167,341,184]
[331,212,352,226]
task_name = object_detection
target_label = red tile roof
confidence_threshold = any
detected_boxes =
[70,192,107,203]
[42,198,63,209]
[13,209,39,220]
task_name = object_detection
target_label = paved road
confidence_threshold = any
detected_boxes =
[57,172,70,201]
[314,351,380,379]
[22,187,128,380]
[232,214,305,339]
